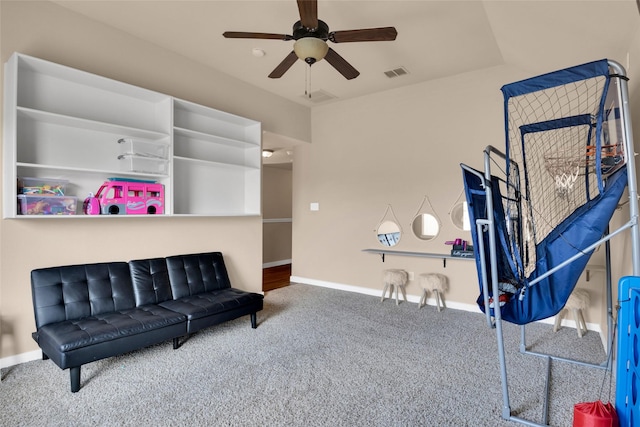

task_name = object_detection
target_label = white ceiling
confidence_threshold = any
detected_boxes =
[53,0,640,107]
[51,1,640,163]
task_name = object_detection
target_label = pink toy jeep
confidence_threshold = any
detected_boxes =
[83,179,164,215]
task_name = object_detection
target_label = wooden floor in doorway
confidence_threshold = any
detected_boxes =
[263,264,291,292]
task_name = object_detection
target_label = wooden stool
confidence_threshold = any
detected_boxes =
[418,273,449,311]
[381,269,408,305]
[554,289,590,337]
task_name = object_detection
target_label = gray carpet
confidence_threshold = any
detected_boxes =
[0,284,614,426]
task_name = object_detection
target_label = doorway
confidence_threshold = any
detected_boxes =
[262,131,302,292]
[263,264,292,292]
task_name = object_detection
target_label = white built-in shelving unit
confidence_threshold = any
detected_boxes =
[3,52,261,218]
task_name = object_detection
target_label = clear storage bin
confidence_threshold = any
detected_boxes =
[117,153,169,175]
[18,195,77,215]
[19,177,68,196]
[117,138,169,159]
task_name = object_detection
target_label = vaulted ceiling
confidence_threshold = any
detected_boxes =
[53,1,640,108]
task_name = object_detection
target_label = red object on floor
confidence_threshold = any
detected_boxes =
[573,401,619,427]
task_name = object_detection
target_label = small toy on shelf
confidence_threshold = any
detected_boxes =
[83,178,164,215]
[445,238,474,258]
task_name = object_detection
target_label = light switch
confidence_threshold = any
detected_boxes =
[310,202,319,211]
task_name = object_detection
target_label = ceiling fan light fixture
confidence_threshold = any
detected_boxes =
[293,37,329,64]
[262,149,274,158]
[252,48,266,58]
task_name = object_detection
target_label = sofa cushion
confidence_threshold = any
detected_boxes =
[129,258,174,306]
[159,288,263,321]
[35,305,186,353]
[31,262,136,329]
[165,252,232,299]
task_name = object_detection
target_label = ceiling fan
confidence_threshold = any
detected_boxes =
[223,0,397,80]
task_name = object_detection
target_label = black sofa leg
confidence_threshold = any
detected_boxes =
[251,312,257,329]
[173,337,181,349]
[70,366,81,393]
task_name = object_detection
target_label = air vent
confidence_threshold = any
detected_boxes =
[384,66,409,78]
[301,90,337,103]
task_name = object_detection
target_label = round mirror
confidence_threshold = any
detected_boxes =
[412,213,440,241]
[377,220,401,247]
[450,201,467,231]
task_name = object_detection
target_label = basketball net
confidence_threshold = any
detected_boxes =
[544,155,581,198]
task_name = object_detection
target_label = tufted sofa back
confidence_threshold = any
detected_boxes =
[128,257,173,306]
[165,252,231,299]
[31,262,135,329]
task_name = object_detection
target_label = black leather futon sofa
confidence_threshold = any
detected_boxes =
[30,252,264,392]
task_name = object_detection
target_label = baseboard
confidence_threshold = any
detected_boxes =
[263,259,292,269]
[290,275,479,313]
[290,275,603,335]
[1,349,41,370]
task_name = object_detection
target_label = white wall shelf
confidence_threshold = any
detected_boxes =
[362,248,474,267]
[3,52,261,218]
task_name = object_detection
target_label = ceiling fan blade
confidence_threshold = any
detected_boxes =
[223,31,292,41]
[330,27,398,43]
[297,0,318,29]
[268,51,299,79]
[324,48,359,80]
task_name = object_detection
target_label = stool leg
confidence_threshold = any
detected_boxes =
[553,310,564,332]
[436,291,445,311]
[419,289,427,308]
[573,308,587,338]
[400,285,407,303]
[572,308,584,338]
[381,283,389,302]
[434,290,442,312]
[394,284,399,305]
[579,309,588,335]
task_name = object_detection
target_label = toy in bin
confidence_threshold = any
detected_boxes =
[83,178,164,215]
[18,177,68,196]
[18,195,77,215]
[17,177,77,215]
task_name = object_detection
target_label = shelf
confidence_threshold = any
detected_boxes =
[362,248,475,267]
[17,54,170,103]
[173,98,261,142]
[15,55,171,133]
[173,155,259,171]
[173,127,257,149]
[17,162,169,179]
[173,133,260,169]
[4,52,261,218]
[173,159,260,216]
[18,107,169,140]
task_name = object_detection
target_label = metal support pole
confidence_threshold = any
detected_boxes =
[608,60,640,275]
[483,146,512,420]
[605,227,614,359]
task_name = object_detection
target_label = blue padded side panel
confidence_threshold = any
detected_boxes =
[462,166,627,324]
[616,276,640,427]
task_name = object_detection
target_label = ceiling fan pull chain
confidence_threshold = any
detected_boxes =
[305,65,311,98]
